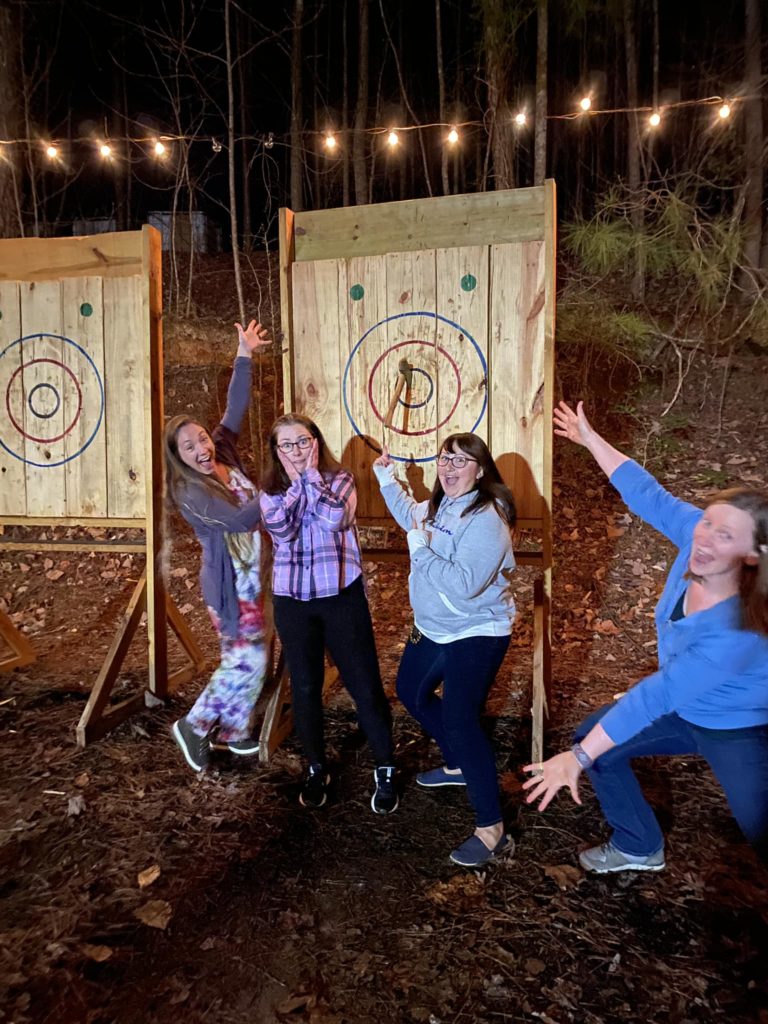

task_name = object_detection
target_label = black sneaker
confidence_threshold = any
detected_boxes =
[299,764,330,808]
[172,717,209,773]
[209,737,260,757]
[371,766,399,815]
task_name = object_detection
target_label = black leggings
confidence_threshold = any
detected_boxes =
[273,576,393,766]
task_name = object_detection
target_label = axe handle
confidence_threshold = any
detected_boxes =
[384,373,407,428]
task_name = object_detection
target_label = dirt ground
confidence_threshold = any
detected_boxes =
[1,259,768,1024]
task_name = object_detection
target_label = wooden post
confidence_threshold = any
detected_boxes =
[279,207,296,413]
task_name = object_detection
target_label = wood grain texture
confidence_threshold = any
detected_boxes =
[0,282,25,515]
[0,231,143,282]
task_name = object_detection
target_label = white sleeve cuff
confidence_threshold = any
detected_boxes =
[373,462,397,487]
[407,528,429,554]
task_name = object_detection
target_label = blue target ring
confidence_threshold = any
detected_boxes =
[28,382,61,420]
[1,333,105,468]
[342,311,488,464]
[398,366,434,409]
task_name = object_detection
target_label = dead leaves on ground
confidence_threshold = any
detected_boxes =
[134,900,173,930]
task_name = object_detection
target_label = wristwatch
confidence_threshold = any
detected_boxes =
[571,742,594,769]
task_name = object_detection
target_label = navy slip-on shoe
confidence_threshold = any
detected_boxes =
[416,767,467,788]
[449,833,514,868]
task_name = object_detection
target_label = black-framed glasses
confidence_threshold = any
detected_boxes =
[437,453,477,469]
[277,436,313,453]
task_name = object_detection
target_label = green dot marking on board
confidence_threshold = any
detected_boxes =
[460,274,477,292]
[80,302,93,317]
[0,310,3,320]
[349,284,365,301]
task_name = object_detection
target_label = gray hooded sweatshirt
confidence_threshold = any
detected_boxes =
[376,465,515,643]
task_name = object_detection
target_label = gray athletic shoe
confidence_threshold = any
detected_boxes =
[579,841,665,874]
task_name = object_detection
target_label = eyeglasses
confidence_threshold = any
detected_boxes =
[277,436,313,454]
[437,453,477,469]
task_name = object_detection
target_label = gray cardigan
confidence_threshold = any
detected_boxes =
[175,356,261,637]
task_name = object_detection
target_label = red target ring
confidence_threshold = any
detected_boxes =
[367,340,462,437]
[6,358,84,444]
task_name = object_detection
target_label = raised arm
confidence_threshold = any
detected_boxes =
[372,445,427,532]
[219,321,271,437]
[554,401,628,478]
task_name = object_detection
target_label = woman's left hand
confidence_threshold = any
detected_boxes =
[235,319,271,353]
[522,751,583,811]
[307,438,320,471]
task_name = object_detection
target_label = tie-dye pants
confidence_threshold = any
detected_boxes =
[186,597,269,742]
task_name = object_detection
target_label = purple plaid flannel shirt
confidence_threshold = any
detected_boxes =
[259,467,363,600]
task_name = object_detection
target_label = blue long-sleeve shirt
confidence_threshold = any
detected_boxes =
[598,460,768,745]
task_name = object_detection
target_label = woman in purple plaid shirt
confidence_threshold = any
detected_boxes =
[260,415,397,814]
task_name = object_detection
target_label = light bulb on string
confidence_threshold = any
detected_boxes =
[45,144,58,159]
[153,140,166,156]
[99,143,112,158]
[324,132,337,151]
[649,111,661,128]
[718,103,731,120]
[387,130,399,148]
[447,127,459,145]
[211,137,222,153]
[514,111,527,127]
[579,96,592,112]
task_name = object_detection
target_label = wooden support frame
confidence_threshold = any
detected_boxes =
[0,608,36,672]
[0,227,207,744]
[278,184,556,759]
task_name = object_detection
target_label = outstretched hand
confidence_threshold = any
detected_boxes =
[553,400,595,448]
[521,751,583,812]
[373,443,393,469]
[235,320,271,353]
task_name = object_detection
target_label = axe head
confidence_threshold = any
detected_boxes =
[397,358,414,387]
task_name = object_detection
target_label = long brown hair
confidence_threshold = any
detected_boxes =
[426,433,516,528]
[261,414,342,494]
[709,486,768,636]
[163,414,240,509]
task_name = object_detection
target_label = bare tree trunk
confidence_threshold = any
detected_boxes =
[0,2,22,237]
[342,0,350,206]
[353,0,369,205]
[290,0,304,211]
[435,0,449,195]
[534,0,547,185]
[225,0,245,322]
[623,0,644,299]
[480,0,515,191]
[238,9,253,250]
[743,0,764,285]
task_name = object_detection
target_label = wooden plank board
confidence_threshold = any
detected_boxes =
[0,282,25,516]
[435,246,490,451]
[278,208,296,413]
[19,280,67,517]
[61,277,107,517]
[489,241,547,525]
[104,276,146,518]
[291,259,345,463]
[343,255,389,518]
[294,188,547,262]
[0,231,143,283]
[383,250,437,491]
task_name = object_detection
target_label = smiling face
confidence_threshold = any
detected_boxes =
[275,422,314,475]
[436,442,482,499]
[690,502,759,582]
[175,421,217,475]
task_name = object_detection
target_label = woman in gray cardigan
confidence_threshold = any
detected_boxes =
[164,320,271,773]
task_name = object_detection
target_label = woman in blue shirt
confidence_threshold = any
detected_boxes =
[523,401,768,872]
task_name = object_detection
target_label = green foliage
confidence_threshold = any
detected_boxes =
[557,299,656,363]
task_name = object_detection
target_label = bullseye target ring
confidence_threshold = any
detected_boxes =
[343,311,487,463]
[0,334,104,468]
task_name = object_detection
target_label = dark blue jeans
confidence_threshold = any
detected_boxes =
[396,631,510,828]
[575,705,768,862]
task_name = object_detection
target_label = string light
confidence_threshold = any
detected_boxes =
[579,96,592,112]
[649,111,661,128]
[211,137,222,153]
[718,103,731,119]
[324,132,337,151]
[514,112,527,127]
[45,144,58,159]
[387,130,399,147]
[153,140,166,156]
[447,127,459,144]
[99,143,112,158]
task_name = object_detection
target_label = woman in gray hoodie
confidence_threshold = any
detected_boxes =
[373,433,517,867]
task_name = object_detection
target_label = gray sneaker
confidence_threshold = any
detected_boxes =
[172,717,209,773]
[579,841,665,874]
